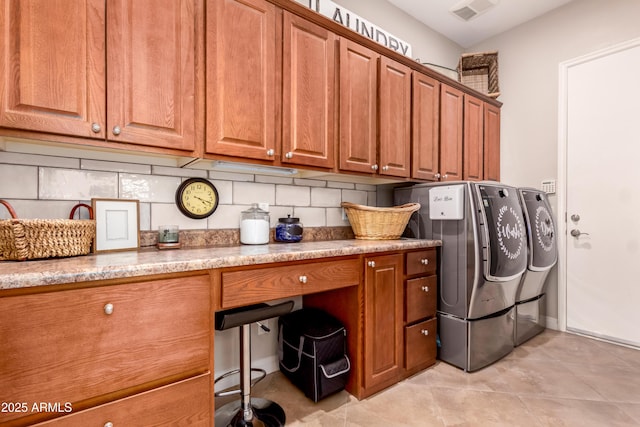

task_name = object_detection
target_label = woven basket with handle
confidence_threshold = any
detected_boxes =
[341,202,421,240]
[0,200,96,261]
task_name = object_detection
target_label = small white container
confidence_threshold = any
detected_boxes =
[240,204,270,245]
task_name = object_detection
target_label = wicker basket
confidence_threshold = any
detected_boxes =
[341,202,420,240]
[457,51,500,98]
[0,200,96,261]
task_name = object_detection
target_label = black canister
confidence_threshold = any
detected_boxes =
[275,215,303,242]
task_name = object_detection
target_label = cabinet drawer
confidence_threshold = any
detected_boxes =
[0,276,211,424]
[405,249,437,276]
[34,374,210,426]
[404,318,437,371]
[221,258,359,308]
[405,275,437,323]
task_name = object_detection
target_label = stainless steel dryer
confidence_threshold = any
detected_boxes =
[395,181,527,371]
[514,188,557,346]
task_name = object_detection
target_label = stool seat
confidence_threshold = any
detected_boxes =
[215,301,294,427]
[216,301,295,331]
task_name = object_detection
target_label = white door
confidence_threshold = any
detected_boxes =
[561,38,640,347]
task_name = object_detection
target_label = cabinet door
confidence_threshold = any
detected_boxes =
[463,94,484,181]
[206,0,278,161]
[484,103,501,181]
[411,72,440,180]
[379,56,411,178]
[0,0,106,138]
[339,39,378,174]
[363,254,403,391]
[439,84,464,181]
[282,12,336,168]
[107,0,196,151]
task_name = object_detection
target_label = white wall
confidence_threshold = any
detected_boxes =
[469,0,640,323]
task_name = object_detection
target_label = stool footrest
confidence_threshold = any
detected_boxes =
[214,368,267,397]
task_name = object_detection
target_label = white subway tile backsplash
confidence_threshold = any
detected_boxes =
[0,165,38,199]
[293,207,326,227]
[152,165,206,178]
[0,199,83,220]
[276,185,310,206]
[211,180,233,205]
[294,178,326,188]
[0,151,78,169]
[270,206,296,227]
[256,175,294,185]
[151,203,204,230]
[327,207,350,227]
[233,182,275,205]
[341,189,368,205]
[138,202,151,231]
[311,187,342,207]
[327,181,355,189]
[120,174,181,202]
[39,168,117,200]
[208,204,246,229]
[82,159,151,174]
[356,183,376,192]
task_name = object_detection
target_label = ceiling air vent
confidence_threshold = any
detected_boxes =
[450,0,498,21]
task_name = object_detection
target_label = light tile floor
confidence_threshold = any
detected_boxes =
[216,330,640,426]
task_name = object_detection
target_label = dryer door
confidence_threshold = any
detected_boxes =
[476,184,527,281]
[519,189,557,271]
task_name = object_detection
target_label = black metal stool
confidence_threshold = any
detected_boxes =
[215,301,294,427]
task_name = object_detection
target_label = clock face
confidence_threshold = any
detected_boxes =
[175,178,219,219]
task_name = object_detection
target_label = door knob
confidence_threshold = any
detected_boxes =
[570,229,589,237]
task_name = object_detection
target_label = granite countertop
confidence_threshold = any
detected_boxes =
[0,239,440,290]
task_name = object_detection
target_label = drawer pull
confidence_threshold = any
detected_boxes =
[421,329,429,336]
[367,261,376,268]
[421,258,429,265]
[104,422,114,427]
[299,275,308,284]
[421,286,429,293]
[104,303,114,315]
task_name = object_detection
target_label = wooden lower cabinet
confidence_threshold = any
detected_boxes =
[363,254,403,395]
[33,374,210,426]
[0,274,212,426]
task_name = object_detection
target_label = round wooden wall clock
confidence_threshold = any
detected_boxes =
[175,178,219,219]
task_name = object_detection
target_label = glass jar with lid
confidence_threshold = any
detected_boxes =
[240,204,270,245]
[275,214,303,242]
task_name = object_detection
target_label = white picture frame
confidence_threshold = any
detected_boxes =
[92,198,140,253]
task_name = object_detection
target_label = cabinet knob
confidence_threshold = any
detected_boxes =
[104,422,114,427]
[112,125,121,136]
[104,303,114,315]
[299,275,308,284]
[285,152,293,159]
[442,174,448,180]
[371,164,379,171]
[382,165,389,171]
[91,123,102,133]
[421,329,429,336]
[434,173,441,179]
[421,258,429,265]
[421,286,429,292]
[266,149,275,157]
[367,260,376,268]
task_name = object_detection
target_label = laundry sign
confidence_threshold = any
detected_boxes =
[294,0,412,57]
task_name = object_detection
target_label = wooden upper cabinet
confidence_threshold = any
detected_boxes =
[463,94,484,181]
[339,39,378,174]
[411,72,440,181]
[379,56,411,178]
[439,84,464,181]
[282,11,336,169]
[106,0,196,151]
[484,102,501,181]
[0,0,106,138]
[206,0,278,161]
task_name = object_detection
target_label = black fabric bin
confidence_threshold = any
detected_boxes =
[278,308,350,402]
